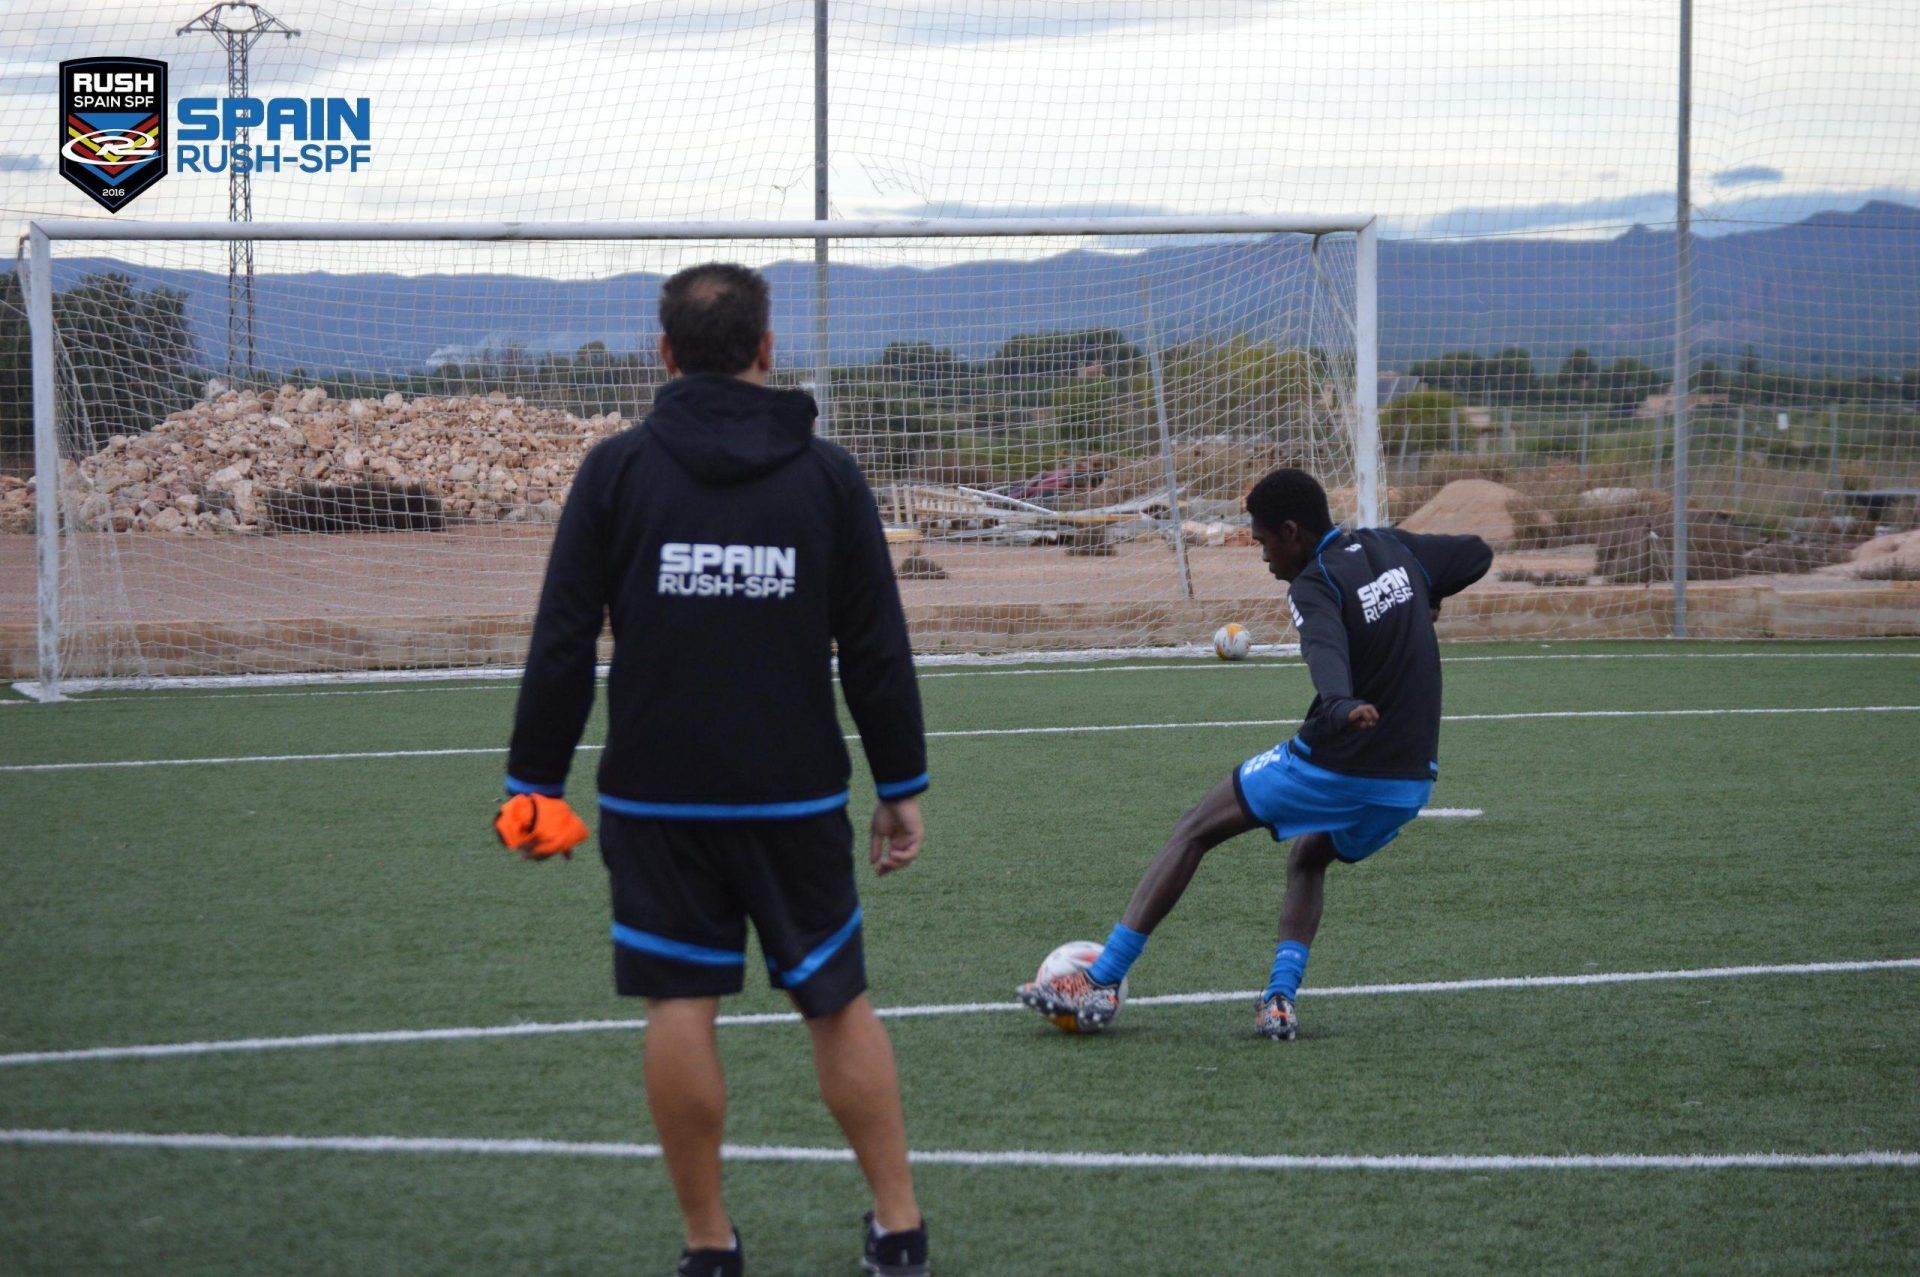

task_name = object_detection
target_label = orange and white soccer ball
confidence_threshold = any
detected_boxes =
[1213,622,1253,660]
[1034,940,1127,1034]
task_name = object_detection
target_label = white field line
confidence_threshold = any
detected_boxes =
[1,1128,1913,1171]
[2,957,1911,1070]
[6,703,1918,774]
[8,647,1918,706]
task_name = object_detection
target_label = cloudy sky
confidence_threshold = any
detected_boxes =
[4,0,1916,252]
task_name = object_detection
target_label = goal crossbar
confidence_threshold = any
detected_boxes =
[29,214,1377,242]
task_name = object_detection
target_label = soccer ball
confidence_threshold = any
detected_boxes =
[1213,622,1253,660]
[1033,940,1127,1034]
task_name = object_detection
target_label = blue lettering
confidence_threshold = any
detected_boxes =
[177,98,220,141]
[223,97,265,134]
[266,98,306,140]
[326,98,370,141]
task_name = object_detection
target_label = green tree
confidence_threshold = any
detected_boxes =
[1380,389,1464,456]
[1160,337,1316,437]
[1051,371,1152,448]
[992,329,1143,381]
[0,273,28,454]
[1555,349,1599,394]
[1595,356,1667,410]
[3,272,198,451]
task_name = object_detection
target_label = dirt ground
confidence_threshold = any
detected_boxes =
[2,530,1913,679]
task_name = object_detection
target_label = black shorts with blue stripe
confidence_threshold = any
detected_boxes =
[598,807,866,1019]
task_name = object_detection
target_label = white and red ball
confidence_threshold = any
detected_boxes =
[1213,622,1253,661]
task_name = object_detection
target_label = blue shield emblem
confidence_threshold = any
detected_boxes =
[60,57,169,213]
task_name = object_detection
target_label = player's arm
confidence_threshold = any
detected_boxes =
[1384,528,1494,604]
[829,455,929,874]
[499,447,609,856]
[1288,575,1378,738]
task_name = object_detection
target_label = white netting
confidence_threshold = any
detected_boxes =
[4,1,1919,677]
[20,226,1365,685]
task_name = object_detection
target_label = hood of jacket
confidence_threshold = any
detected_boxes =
[644,374,818,485]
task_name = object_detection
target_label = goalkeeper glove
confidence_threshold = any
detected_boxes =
[494,793,589,860]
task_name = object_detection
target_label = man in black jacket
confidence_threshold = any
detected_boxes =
[498,263,930,1277]
[1019,467,1492,1042]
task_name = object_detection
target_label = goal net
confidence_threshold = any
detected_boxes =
[21,217,1378,695]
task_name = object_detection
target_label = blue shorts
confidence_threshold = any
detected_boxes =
[1233,741,1433,863]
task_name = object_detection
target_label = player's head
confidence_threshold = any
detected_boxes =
[1245,467,1333,582]
[658,262,774,379]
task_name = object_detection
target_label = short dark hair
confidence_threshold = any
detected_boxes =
[658,262,770,375]
[1245,467,1333,536]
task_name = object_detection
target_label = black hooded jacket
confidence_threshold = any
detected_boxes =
[505,374,928,816]
[1285,526,1493,779]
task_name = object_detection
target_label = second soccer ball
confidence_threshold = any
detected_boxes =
[1213,623,1253,660]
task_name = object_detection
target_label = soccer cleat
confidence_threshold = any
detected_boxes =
[1016,968,1120,1034]
[674,1231,744,1277]
[862,1212,931,1277]
[1256,993,1299,1041]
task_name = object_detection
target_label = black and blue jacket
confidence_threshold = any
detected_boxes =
[505,374,928,818]
[1285,526,1493,780]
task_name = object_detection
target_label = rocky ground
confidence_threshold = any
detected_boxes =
[0,386,624,535]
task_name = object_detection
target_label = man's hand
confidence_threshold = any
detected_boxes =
[494,793,590,860]
[1346,702,1380,731]
[869,797,924,877]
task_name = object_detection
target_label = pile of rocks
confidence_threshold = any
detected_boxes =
[4,385,626,535]
[0,476,30,534]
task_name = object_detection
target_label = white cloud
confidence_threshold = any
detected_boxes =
[2,0,1914,253]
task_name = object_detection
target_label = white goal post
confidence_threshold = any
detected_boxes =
[24,214,1380,700]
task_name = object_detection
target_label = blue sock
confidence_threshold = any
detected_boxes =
[1266,941,1310,1001]
[1087,923,1148,986]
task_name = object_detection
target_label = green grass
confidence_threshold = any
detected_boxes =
[2,641,1918,1273]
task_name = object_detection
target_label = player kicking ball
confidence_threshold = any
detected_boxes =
[1018,467,1491,1040]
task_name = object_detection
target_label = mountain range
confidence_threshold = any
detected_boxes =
[22,201,1920,375]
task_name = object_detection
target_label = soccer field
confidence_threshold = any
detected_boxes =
[2,641,1917,1274]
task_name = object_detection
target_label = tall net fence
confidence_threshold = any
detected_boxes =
[4,1,1918,681]
[18,227,1364,684]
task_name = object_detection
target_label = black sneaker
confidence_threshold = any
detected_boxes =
[862,1212,930,1276]
[675,1230,743,1277]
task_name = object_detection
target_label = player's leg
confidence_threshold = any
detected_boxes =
[742,813,929,1274]
[1279,829,1340,947]
[1019,775,1257,1028]
[599,815,749,1263]
[1257,831,1339,1040]
[1117,773,1261,935]
[643,996,737,1251]
[804,994,921,1231]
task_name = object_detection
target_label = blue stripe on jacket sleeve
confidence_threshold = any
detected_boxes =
[874,772,930,800]
[505,774,566,797]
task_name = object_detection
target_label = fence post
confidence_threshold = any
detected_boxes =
[1449,406,1459,453]
[1733,405,1744,499]
[1828,405,1841,491]
[1578,411,1590,477]
[1500,407,1515,452]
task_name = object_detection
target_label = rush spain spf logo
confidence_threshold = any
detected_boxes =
[60,57,169,213]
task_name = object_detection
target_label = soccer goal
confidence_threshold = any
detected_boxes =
[19,215,1380,699]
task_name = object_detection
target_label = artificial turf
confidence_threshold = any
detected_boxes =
[2,641,1917,1273]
